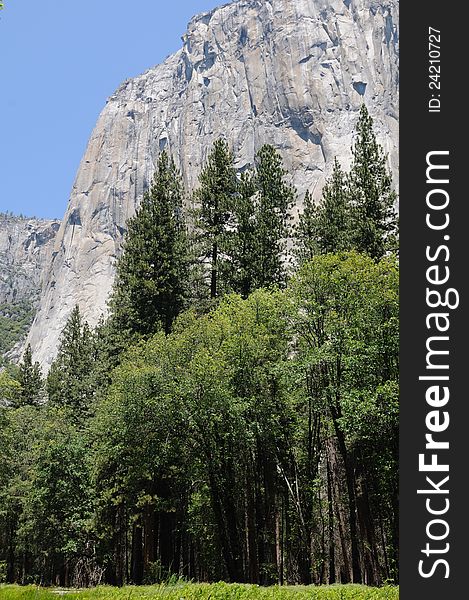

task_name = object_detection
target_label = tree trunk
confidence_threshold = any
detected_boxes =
[356,464,380,585]
[159,511,173,575]
[326,449,336,584]
[131,519,144,584]
[6,521,15,583]
[331,413,361,583]
[206,465,237,581]
[246,468,260,583]
[111,507,124,586]
[143,504,156,577]
[211,243,218,298]
[342,448,361,582]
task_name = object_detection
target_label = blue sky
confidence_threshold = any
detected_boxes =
[0,0,223,219]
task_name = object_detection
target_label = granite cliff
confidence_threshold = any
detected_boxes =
[26,0,399,368]
[0,213,60,362]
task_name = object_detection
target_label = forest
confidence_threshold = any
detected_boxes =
[0,106,399,589]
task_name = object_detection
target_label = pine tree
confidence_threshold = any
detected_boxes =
[294,190,317,263]
[46,306,95,417]
[110,151,189,335]
[227,170,257,298]
[194,139,238,299]
[349,105,398,259]
[250,144,295,289]
[16,344,43,406]
[224,145,295,296]
[295,159,351,260]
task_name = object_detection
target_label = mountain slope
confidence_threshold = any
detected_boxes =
[26,0,399,368]
[0,213,60,363]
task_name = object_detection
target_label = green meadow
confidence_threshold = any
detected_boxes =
[0,583,399,600]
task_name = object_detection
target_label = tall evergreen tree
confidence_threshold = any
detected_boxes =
[16,344,43,407]
[295,108,397,261]
[219,145,295,297]
[349,105,398,259]
[227,170,257,298]
[294,190,317,263]
[299,159,350,258]
[46,306,95,418]
[194,139,238,299]
[110,151,189,335]
[246,144,295,290]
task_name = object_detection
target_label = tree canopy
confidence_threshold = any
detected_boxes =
[0,112,399,587]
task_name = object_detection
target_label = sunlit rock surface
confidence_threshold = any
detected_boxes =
[26,0,399,369]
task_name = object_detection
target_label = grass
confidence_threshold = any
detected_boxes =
[0,583,399,600]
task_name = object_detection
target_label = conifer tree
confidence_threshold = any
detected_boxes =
[294,190,317,263]
[194,139,238,299]
[110,151,189,335]
[46,306,95,417]
[227,170,257,298]
[349,105,398,259]
[295,159,350,260]
[16,344,43,407]
[193,142,295,298]
[315,158,351,254]
[249,144,295,289]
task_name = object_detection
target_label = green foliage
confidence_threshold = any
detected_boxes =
[46,306,95,419]
[193,139,239,299]
[226,170,258,298]
[90,260,398,585]
[0,371,21,405]
[0,405,48,584]
[294,190,316,262]
[295,106,398,262]
[110,151,189,336]
[1,250,399,587]
[0,404,95,587]
[250,145,295,288]
[16,345,43,407]
[0,301,36,367]
[0,583,399,599]
[229,146,295,295]
[0,132,399,588]
[0,407,13,501]
[92,290,293,583]
[348,106,398,259]
[296,160,350,259]
[289,252,399,581]
[290,252,399,452]
[18,410,93,580]
[194,141,294,299]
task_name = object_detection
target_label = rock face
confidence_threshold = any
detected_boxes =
[0,214,60,306]
[0,213,60,362]
[27,0,399,369]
